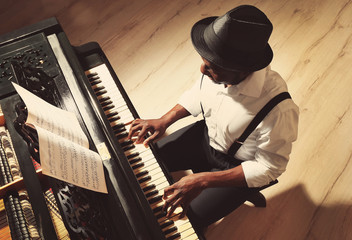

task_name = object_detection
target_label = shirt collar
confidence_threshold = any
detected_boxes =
[227,66,268,98]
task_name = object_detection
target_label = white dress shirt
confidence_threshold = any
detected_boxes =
[178,66,299,187]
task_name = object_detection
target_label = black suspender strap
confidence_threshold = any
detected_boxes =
[200,74,205,119]
[227,92,292,156]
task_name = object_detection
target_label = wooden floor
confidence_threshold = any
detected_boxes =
[1,0,352,239]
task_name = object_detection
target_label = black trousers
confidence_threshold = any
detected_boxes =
[155,120,260,228]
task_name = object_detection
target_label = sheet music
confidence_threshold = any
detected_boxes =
[13,82,107,193]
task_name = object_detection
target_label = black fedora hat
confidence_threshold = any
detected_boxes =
[191,5,273,72]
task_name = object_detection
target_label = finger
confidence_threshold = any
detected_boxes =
[127,122,142,139]
[129,131,140,139]
[162,185,173,200]
[179,203,189,218]
[127,130,134,140]
[166,198,183,218]
[131,122,150,144]
[166,202,178,218]
[128,119,140,129]
[135,125,149,144]
[130,118,140,125]
[143,131,159,147]
[162,192,178,212]
[162,198,173,212]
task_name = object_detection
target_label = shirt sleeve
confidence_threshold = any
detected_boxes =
[241,105,299,188]
[177,76,203,117]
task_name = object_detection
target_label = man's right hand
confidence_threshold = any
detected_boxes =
[127,118,167,147]
[127,104,191,147]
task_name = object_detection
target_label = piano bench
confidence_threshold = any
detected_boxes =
[246,179,278,208]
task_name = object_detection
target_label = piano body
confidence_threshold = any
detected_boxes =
[0,18,203,240]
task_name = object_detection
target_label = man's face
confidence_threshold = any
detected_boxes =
[200,57,250,86]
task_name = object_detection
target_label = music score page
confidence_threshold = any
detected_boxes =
[13,82,107,193]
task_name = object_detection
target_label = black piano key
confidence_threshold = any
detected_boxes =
[160,220,174,230]
[145,190,158,199]
[98,96,110,103]
[123,144,135,152]
[132,163,144,170]
[95,89,107,96]
[112,123,125,130]
[138,176,151,184]
[120,140,133,148]
[88,76,100,82]
[152,205,164,213]
[129,157,142,165]
[87,72,98,76]
[163,226,178,236]
[115,131,127,139]
[114,127,126,135]
[89,79,102,86]
[127,152,139,160]
[148,195,162,205]
[116,132,128,140]
[108,116,120,122]
[106,111,118,118]
[100,99,113,107]
[136,170,148,179]
[156,211,167,219]
[93,85,105,92]
[166,233,181,240]
[103,104,115,112]
[143,184,156,192]
[87,72,98,78]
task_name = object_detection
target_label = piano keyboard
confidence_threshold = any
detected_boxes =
[85,64,199,240]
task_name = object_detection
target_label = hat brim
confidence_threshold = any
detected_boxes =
[191,17,273,72]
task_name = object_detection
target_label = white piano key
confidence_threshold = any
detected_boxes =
[180,230,198,240]
[135,162,161,173]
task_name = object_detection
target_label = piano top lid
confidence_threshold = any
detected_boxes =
[0,17,62,47]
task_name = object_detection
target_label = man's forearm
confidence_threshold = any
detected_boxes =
[197,165,248,188]
[160,104,191,128]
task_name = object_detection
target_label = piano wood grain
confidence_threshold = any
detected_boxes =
[1,0,352,239]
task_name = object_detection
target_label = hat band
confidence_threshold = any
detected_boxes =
[204,24,264,67]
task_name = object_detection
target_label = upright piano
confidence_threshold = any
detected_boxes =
[0,18,203,240]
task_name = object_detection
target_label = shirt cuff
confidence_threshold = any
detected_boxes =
[241,160,275,188]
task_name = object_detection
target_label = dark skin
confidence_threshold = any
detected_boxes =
[127,57,251,218]
[200,57,251,86]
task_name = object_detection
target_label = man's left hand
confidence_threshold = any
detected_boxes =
[162,173,206,218]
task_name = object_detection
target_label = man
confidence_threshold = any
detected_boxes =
[128,5,299,229]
